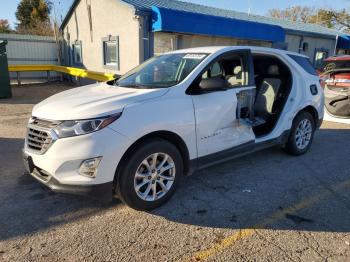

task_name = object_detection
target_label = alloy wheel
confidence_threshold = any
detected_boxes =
[134,153,176,202]
[295,119,313,150]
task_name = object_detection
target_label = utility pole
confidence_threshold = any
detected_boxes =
[52,1,63,76]
[247,0,252,16]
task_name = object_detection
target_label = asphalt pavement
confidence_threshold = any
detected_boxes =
[0,84,349,261]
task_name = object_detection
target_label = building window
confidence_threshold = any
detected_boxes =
[154,33,177,55]
[302,42,309,52]
[73,40,82,65]
[102,36,119,70]
[104,41,117,65]
[314,49,329,69]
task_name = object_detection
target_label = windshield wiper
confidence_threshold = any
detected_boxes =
[121,85,145,89]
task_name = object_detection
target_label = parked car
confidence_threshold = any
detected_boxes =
[318,56,350,118]
[23,46,324,210]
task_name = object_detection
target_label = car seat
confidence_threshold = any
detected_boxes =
[254,65,282,120]
[227,66,243,86]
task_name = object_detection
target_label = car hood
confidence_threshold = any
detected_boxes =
[32,83,168,120]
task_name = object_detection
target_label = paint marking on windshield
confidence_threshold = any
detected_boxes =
[183,54,206,60]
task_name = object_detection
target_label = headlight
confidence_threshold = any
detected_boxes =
[53,113,122,138]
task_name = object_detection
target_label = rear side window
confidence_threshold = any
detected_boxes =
[288,55,317,76]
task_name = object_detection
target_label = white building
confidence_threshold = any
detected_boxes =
[60,0,350,77]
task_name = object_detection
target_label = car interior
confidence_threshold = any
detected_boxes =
[252,55,293,137]
[192,53,293,137]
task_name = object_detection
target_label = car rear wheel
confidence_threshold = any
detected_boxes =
[117,139,183,211]
[284,111,315,156]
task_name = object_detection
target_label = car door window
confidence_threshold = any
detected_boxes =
[201,62,224,79]
[210,62,223,77]
[222,56,247,87]
[188,50,254,95]
[201,56,248,87]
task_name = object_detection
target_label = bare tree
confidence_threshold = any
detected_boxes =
[268,6,350,33]
[267,6,315,23]
[316,9,350,33]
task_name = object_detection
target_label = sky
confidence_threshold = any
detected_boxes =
[1,0,349,28]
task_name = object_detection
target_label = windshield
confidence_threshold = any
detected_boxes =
[116,53,208,88]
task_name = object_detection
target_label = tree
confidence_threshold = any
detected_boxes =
[268,6,315,23]
[15,0,53,36]
[0,19,12,33]
[267,6,350,33]
[315,9,350,33]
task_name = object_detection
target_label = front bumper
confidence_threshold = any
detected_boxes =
[23,126,131,198]
[23,150,113,199]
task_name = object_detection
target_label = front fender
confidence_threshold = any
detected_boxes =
[108,93,197,160]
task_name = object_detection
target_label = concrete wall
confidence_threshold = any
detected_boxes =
[153,32,336,66]
[285,33,336,63]
[62,0,141,75]
[154,32,272,55]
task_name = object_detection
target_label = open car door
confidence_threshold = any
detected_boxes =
[322,68,350,118]
[189,49,256,160]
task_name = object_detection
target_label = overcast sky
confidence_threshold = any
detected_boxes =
[1,0,348,28]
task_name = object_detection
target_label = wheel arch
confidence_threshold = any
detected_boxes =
[299,105,319,126]
[113,130,191,189]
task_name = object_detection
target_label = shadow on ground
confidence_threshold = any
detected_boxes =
[152,128,350,232]
[0,137,120,242]
[0,128,349,241]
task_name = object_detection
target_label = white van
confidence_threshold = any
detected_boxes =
[23,46,324,210]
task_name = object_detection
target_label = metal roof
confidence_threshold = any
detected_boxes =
[124,0,348,39]
[152,6,285,42]
[61,0,348,39]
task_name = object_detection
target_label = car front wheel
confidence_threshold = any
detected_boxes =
[116,139,183,211]
[284,111,315,156]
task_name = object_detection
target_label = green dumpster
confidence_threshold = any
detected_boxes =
[0,40,11,98]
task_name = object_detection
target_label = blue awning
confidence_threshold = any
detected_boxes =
[337,35,350,50]
[151,6,285,43]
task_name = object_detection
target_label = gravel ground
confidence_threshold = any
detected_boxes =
[0,83,349,261]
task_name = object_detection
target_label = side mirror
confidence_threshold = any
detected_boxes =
[198,77,229,92]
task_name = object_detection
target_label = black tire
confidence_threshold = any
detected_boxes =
[116,139,183,211]
[284,111,315,156]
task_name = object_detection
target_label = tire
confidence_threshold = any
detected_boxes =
[284,111,315,156]
[116,139,183,211]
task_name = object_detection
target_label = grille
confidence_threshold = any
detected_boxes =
[30,118,60,129]
[26,118,60,154]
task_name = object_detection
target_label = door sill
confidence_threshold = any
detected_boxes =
[188,130,290,175]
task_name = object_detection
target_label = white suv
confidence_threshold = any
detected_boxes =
[23,46,324,210]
